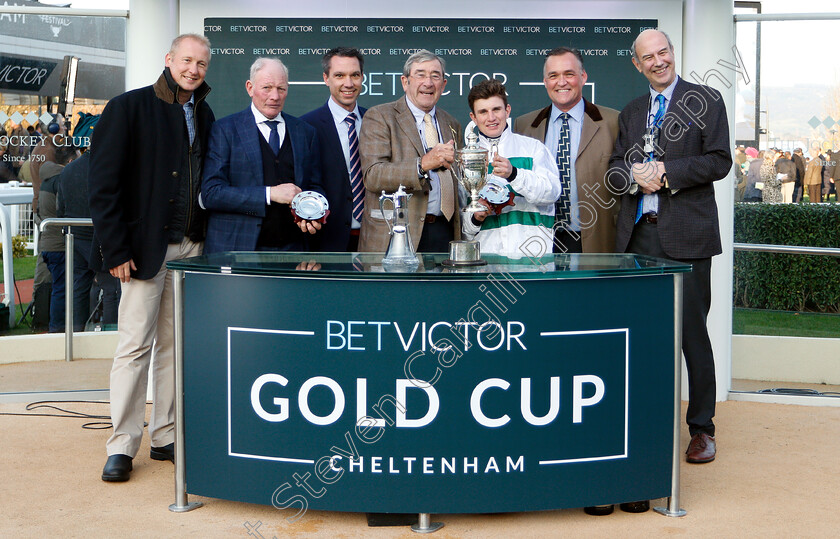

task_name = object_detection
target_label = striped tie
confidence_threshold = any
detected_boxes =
[345,113,364,222]
[555,112,572,227]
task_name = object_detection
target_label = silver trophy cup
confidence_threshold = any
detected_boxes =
[453,130,491,213]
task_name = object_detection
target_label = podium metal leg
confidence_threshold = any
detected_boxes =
[410,513,444,533]
[654,273,686,518]
[169,270,203,513]
[65,231,74,361]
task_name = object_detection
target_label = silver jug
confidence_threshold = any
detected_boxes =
[379,185,419,269]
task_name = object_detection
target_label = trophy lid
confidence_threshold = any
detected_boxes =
[465,131,479,148]
[457,130,488,161]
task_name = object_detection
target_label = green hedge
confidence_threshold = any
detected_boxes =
[734,203,840,312]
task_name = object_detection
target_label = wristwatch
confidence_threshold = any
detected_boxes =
[661,172,669,188]
[417,157,430,180]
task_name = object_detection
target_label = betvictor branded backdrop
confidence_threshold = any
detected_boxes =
[204,18,656,124]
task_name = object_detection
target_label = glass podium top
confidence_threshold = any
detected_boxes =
[168,252,691,281]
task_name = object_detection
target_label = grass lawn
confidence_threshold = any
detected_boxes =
[801,193,836,203]
[1,254,38,335]
[0,253,37,281]
[733,308,840,338]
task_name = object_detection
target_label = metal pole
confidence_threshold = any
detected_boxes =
[733,243,840,257]
[0,203,16,329]
[64,229,74,361]
[169,269,202,513]
[38,218,94,360]
[735,12,840,22]
[411,513,443,533]
[654,273,687,517]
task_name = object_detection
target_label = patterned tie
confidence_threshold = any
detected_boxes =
[183,101,195,146]
[344,113,364,222]
[635,94,667,224]
[266,119,280,155]
[651,93,666,131]
[423,113,439,147]
[555,112,572,227]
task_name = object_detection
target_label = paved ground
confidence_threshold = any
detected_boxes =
[1,394,838,537]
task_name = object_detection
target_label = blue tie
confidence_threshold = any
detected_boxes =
[266,119,280,155]
[344,113,364,222]
[555,112,572,227]
[635,94,666,224]
[651,94,666,131]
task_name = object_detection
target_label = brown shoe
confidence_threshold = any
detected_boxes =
[686,433,716,463]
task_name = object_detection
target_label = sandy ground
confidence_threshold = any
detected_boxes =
[1,390,839,538]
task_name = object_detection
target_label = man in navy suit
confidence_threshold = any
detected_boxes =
[202,57,324,253]
[609,30,732,476]
[302,47,366,252]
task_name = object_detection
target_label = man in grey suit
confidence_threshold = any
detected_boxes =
[358,49,462,253]
[609,30,732,479]
[514,47,620,254]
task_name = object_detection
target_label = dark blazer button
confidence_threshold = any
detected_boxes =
[169,199,175,203]
[172,171,178,177]
[163,225,169,230]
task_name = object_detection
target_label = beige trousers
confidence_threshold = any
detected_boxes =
[781,182,795,203]
[106,238,202,457]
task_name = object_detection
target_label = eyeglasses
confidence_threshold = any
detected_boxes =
[411,72,443,82]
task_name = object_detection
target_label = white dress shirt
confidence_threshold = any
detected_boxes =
[251,103,286,204]
[641,75,679,215]
[405,97,444,216]
[544,98,585,231]
[327,98,362,229]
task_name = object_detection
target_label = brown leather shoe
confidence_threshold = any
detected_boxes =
[686,433,716,463]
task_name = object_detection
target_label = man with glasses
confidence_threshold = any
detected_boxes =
[358,49,462,253]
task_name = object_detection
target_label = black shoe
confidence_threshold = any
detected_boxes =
[150,443,174,463]
[101,454,133,482]
[619,500,650,513]
[584,505,614,516]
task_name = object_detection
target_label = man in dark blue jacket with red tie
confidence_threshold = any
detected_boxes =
[301,47,367,252]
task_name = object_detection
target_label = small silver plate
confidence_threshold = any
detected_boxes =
[479,178,510,205]
[291,191,329,220]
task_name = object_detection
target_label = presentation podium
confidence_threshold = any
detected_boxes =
[167,252,690,522]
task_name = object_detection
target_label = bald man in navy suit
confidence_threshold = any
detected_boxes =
[202,57,324,253]
[609,30,732,472]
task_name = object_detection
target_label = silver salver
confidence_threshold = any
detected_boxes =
[291,191,329,220]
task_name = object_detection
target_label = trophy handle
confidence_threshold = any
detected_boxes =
[449,126,459,148]
[379,191,395,235]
